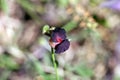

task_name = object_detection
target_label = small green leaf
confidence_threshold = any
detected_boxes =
[42,25,50,34]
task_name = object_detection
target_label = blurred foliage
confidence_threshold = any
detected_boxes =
[92,14,108,27]
[56,0,69,8]
[73,64,93,77]
[0,70,11,80]
[16,0,40,23]
[90,0,102,6]
[0,0,8,14]
[0,54,19,70]
[63,21,78,32]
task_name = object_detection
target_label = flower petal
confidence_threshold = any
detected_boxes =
[51,27,66,42]
[55,39,70,53]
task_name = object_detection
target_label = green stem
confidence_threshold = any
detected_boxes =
[51,48,59,80]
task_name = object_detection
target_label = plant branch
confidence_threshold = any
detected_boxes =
[51,48,59,80]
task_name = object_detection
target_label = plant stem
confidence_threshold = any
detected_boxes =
[51,48,59,80]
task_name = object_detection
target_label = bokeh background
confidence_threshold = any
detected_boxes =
[0,0,120,80]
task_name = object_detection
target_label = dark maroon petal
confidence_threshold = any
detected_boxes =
[55,39,70,53]
[51,27,66,42]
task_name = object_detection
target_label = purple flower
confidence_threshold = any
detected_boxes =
[51,27,66,42]
[100,0,120,11]
[49,27,70,54]
[55,39,70,53]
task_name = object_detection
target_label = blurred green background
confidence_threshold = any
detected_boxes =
[0,0,120,80]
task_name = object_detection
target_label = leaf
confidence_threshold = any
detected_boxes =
[42,25,50,34]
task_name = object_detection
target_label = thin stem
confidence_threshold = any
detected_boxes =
[51,48,59,80]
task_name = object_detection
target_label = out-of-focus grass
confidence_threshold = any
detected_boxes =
[63,20,78,32]
[29,54,45,75]
[66,63,94,78]
[0,0,9,14]
[114,76,120,80]
[0,54,19,70]
[56,0,69,7]
[0,54,18,80]
[92,14,108,27]
[90,0,102,6]
[73,64,93,77]
[0,70,11,80]
[16,0,41,23]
